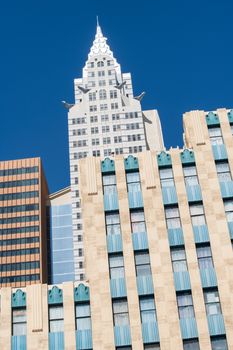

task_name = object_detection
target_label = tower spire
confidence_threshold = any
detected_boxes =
[96,15,99,28]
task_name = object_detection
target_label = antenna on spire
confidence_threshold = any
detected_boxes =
[96,15,99,27]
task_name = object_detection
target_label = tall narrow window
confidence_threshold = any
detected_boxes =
[211,336,228,350]
[224,199,233,222]
[126,172,141,192]
[139,296,156,323]
[171,247,188,272]
[106,213,121,235]
[196,245,213,269]
[112,299,129,326]
[159,168,174,187]
[102,174,117,194]
[165,206,181,229]
[183,339,200,350]
[12,308,27,335]
[49,306,64,332]
[216,162,232,182]
[109,254,125,279]
[130,210,146,233]
[208,127,223,145]
[204,289,222,316]
[99,89,107,100]
[135,251,151,276]
[183,165,199,186]
[177,293,194,318]
[189,203,206,226]
[75,303,91,330]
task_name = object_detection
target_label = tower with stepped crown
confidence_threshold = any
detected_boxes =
[67,22,164,280]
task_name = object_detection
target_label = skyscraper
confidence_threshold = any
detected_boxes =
[67,23,164,280]
[0,157,48,287]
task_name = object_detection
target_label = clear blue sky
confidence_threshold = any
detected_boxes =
[0,0,232,192]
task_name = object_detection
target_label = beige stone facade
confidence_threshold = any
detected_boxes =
[0,108,233,349]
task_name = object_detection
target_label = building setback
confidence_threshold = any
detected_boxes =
[67,23,164,281]
[0,108,233,349]
[0,157,48,287]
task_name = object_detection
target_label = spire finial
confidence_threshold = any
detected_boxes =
[96,15,99,28]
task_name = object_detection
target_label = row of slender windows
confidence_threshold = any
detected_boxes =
[0,166,39,177]
[0,178,39,188]
[0,215,39,224]
[1,261,40,272]
[1,274,39,284]
[0,225,39,236]
[0,247,39,257]
[1,236,39,246]
[13,301,91,335]
[0,203,39,214]
[0,191,39,201]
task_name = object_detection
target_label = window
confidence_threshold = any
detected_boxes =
[104,149,112,157]
[88,71,95,77]
[101,114,109,122]
[196,245,213,269]
[103,137,111,144]
[109,254,125,279]
[107,60,112,66]
[92,150,100,157]
[216,162,232,182]
[111,102,118,110]
[110,90,117,99]
[113,125,121,131]
[102,174,117,194]
[189,204,206,226]
[135,251,151,276]
[165,206,181,229]
[159,168,174,187]
[12,308,26,335]
[100,103,108,111]
[88,92,96,101]
[90,115,98,123]
[91,127,99,134]
[75,303,91,330]
[97,61,104,67]
[130,210,146,233]
[144,345,160,350]
[204,289,222,315]
[90,105,97,112]
[177,293,194,318]
[92,138,100,146]
[224,199,233,222]
[112,299,129,326]
[208,127,223,145]
[112,113,120,120]
[211,336,228,350]
[78,248,83,256]
[114,136,122,143]
[171,248,188,272]
[106,213,121,235]
[98,70,105,76]
[183,339,200,350]
[183,166,199,186]
[49,306,64,332]
[99,89,107,100]
[140,296,156,323]
[231,124,233,136]
[126,172,141,192]
[102,125,110,133]
[99,80,106,86]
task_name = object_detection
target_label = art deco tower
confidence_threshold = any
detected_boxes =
[67,23,164,280]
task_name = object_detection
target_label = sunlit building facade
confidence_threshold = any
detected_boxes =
[0,157,48,288]
[67,23,164,280]
[1,108,232,349]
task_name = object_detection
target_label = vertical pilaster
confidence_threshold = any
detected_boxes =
[115,156,144,350]
[79,158,115,350]
[63,282,76,350]
[0,288,11,350]
[139,151,183,350]
[170,149,212,350]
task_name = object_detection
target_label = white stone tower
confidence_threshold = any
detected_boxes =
[67,22,164,280]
